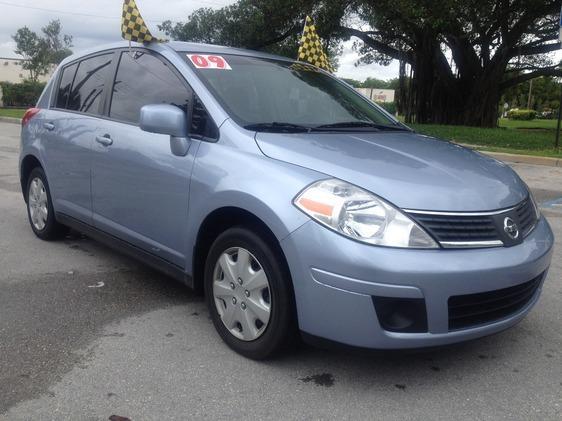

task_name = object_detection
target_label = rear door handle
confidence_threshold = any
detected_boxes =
[95,134,113,146]
[43,122,55,131]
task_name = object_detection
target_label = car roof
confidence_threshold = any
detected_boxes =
[168,41,294,62]
[58,40,295,68]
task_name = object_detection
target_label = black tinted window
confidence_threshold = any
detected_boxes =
[55,63,77,109]
[191,96,218,139]
[110,51,191,124]
[67,54,112,114]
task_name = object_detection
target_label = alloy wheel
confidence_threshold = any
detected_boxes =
[28,177,48,231]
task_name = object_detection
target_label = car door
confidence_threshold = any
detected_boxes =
[91,50,200,267]
[42,53,114,224]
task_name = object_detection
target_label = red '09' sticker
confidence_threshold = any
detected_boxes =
[187,54,232,70]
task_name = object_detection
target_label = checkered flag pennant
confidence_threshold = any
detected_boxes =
[121,0,155,43]
[297,16,334,73]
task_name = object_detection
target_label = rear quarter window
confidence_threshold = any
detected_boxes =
[55,63,78,109]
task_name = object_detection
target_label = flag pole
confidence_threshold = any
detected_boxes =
[296,16,307,61]
[300,16,308,39]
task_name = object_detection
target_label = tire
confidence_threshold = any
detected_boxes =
[204,226,296,359]
[26,167,68,240]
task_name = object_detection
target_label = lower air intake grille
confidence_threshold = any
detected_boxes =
[448,274,543,330]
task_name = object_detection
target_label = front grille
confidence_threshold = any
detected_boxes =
[406,198,537,248]
[448,274,543,330]
[409,213,497,243]
[515,199,536,236]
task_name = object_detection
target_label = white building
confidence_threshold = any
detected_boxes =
[0,57,52,83]
[0,57,53,106]
[355,88,395,103]
[0,57,28,83]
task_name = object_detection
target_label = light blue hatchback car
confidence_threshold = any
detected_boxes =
[20,41,554,359]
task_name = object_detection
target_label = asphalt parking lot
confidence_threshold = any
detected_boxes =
[0,121,561,420]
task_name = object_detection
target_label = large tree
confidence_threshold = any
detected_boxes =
[160,1,307,57]
[159,0,345,65]
[13,20,73,81]
[161,0,561,127]
[342,0,562,126]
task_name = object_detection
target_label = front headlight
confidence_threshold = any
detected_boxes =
[294,179,438,248]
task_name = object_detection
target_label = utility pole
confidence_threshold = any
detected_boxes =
[554,6,562,151]
[527,79,533,109]
[554,80,562,150]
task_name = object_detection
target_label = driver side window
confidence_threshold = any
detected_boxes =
[110,51,190,124]
[109,51,218,140]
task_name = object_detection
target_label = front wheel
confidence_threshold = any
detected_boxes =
[204,227,295,359]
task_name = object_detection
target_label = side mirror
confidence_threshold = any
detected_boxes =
[139,104,190,156]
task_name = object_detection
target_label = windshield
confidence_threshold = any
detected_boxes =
[183,53,401,131]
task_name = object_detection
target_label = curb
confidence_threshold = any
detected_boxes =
[0,116,21,124]
[483,151,560,167]
[458,144,561,168]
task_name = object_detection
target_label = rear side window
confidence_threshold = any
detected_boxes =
[67,54,112,114]
[110,51,191,124]
[55,63,77,109]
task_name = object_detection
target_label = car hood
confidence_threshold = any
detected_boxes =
[255,131,527,211]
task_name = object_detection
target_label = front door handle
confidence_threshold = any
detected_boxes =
[43,122,55,131]
[95,134,113,146]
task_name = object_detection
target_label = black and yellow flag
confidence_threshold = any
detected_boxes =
[121,0,155,43]
[297,16,334,73]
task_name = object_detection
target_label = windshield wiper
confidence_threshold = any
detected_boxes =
[244,121,411,133]
[244,122,311,133]
[314,121,410,131]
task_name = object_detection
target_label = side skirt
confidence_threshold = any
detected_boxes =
[56,212,194,289]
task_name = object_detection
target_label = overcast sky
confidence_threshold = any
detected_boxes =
[0,0,399,81]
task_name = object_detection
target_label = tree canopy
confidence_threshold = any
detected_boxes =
[340,77,400,90]
[502,76,561,115]
[161,0,561,127]
[12,20,73,81]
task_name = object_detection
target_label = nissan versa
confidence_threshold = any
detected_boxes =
[20,41,554,359]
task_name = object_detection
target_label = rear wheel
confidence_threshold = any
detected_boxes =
[204,227,295,359]
[26,167,68,240]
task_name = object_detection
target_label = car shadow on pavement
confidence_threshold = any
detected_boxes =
[267,320,549,392]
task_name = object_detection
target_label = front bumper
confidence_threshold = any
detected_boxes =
[280,216,554,349]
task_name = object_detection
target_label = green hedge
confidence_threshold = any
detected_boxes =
[506,108,537,121]
[0,80,46,107]
[376,101,397,115]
